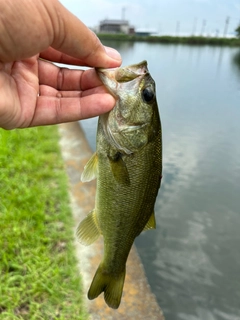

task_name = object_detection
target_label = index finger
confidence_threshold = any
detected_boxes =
[40,46,121,69]
[38,59,103,91]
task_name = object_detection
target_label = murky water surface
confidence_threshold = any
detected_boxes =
[81,42,240,320]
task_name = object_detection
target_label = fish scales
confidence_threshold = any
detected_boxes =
[77,60,162,309]
[97,134,160,266]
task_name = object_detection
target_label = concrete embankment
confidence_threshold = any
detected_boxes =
[58,122,165,320]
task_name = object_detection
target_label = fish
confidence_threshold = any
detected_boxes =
[76,60,162,309]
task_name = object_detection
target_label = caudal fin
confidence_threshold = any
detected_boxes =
[88,263,126,309]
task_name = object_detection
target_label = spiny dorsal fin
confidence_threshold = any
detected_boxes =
[81,152,98,182]
[143,212,156,231]
[76,209,101,245]
[108,153,130,185]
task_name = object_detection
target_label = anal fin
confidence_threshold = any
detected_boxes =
[76,209,101,245]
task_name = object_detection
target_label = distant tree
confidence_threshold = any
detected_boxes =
[235,25,240,38]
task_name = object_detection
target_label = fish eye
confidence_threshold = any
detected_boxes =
[142,87,155,103]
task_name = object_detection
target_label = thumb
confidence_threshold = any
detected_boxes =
[51,1,122,68]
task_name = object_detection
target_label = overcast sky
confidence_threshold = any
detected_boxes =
[60,0,240,36]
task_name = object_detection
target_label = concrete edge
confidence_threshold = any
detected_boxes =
[58,122,165,320]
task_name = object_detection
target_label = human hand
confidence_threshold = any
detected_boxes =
[0,0,122,129]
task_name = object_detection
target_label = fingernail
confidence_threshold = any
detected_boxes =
[104,46,122,61]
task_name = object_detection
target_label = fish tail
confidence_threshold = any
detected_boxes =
[88,263,126,309]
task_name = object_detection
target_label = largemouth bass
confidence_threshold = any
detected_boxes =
[77,61,162,309]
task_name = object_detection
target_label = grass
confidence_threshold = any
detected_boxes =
[0,126,88,320]
[97,33,240,46]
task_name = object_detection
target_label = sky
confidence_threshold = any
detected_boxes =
[60,0,240,36]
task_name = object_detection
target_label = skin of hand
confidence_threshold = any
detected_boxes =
[0,0,122,129]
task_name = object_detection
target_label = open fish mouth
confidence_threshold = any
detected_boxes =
[96,61,149,97]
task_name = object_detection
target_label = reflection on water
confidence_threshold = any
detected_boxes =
[81,43,240,320]
[101,39,135,53]
[232,49,240,80]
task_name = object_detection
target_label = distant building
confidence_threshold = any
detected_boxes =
[99,19,131,34]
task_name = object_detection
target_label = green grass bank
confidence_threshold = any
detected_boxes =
[0,126,87,320]
[97,33,240,46]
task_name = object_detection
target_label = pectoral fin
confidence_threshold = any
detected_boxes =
[81,152,98,182]
[76,209,101,245]
[108,152,130,185]
[143,212,156,231]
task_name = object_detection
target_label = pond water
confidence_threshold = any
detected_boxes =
[80,41,240,320]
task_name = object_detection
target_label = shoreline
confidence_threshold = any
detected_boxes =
[97,33,240,46]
